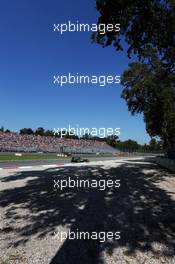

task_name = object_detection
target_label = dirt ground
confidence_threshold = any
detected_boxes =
[0,157,175,264]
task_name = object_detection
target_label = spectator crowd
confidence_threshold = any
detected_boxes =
[0,131,115,154]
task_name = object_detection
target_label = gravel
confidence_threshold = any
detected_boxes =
[0,157,175,264]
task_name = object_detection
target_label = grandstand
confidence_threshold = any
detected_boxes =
[0,131,117,154]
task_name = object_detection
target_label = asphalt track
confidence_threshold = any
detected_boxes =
[0,156,119,170]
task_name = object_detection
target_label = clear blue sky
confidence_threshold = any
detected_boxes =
[0,0,151,144]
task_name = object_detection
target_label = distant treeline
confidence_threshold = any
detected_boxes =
[116,139,163,152]
[0,126,163,151]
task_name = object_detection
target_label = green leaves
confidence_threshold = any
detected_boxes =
[95,0,175,65]
[95,0,175,152]
[121,56,175,148]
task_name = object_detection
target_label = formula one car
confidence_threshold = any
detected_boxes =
[71,156,89,163]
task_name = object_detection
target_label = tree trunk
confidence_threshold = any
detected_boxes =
[167,141,175,159]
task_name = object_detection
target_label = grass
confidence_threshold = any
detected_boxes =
[0,153,114,161]
[0,154,68,161]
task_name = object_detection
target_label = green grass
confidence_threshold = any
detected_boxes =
[0,154,68,161]
[0,153,114,161]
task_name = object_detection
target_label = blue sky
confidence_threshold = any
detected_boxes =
[0,0,151,144]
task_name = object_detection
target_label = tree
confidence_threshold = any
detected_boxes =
[105,135,119,147]
[149,139,158,151]
[5,129,11,133]
[94,1,175,156]
[121,55,175,153]
[0,126,4,132]
[81,133,91,140]
[116,139,139,151]
[20,128,34,135]
[35,127,45,136]
[94,0,175,66]
[45,130,54,137]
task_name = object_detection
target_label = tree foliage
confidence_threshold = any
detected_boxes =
[116,139,139,151]
[20,128,34,135]
[95,0,175,66]
[95,0,175,154]
[121,54,175,149]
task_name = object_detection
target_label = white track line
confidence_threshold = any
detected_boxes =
[19,166,33,169]
[42,164,58,168]
[0,164,65,171]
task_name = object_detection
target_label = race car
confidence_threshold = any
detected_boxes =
[71,156,89,163]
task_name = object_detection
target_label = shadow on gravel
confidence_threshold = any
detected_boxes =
[0,158,175,263]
